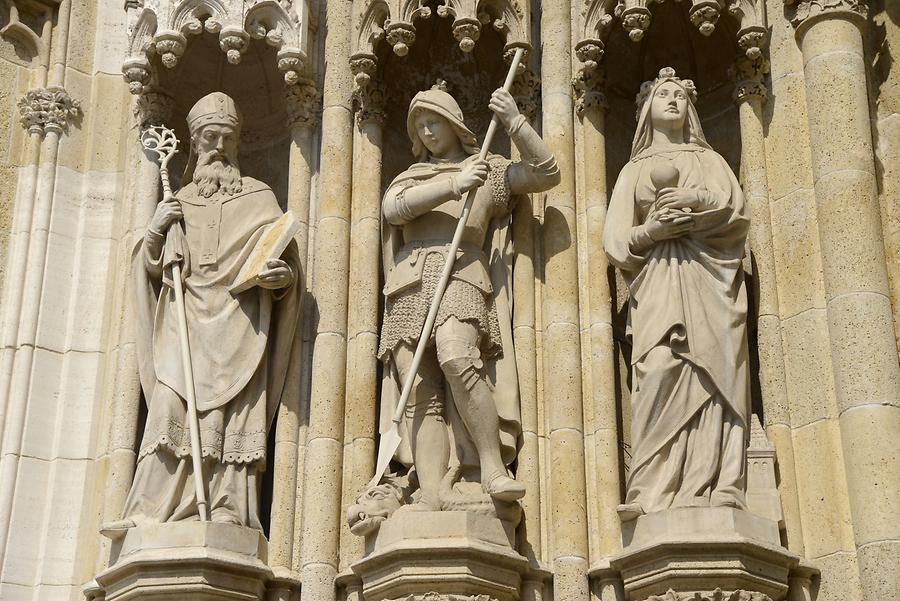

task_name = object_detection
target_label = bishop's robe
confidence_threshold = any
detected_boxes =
[123,177,301,528]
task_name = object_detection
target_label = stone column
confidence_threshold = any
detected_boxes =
[339,80,384,571]
[574,60,622,562]
[268,79,318,592]
[509,66,543,570]
[731,56,804,552]
[298,0,354,597]
[540,2,589,599]
[92,89,174,571]
[0,85,79,569]
[791,2,900,598]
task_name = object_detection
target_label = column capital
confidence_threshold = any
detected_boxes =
[573,66,607,117]
[573,39,608,117]
[285,78,321,130]
[731,55,770,105]
[135,89,175,128]
[787,0,866,35]
[350,53,385,128]
[353,81,386,128]
[511,66,540,124]
[17,87,81,136]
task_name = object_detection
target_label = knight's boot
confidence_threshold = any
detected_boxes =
[483,470,526,502]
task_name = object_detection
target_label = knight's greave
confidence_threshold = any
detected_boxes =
[438,341,506,481]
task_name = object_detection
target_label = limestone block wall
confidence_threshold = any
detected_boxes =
[0,1,134,599]
[0,1,895,601]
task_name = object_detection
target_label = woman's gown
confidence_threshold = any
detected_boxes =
[603,143,751,515]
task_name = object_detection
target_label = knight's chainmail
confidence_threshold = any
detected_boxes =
[378,158,512,361]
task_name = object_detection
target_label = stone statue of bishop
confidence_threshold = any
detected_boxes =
[103,92,302,535]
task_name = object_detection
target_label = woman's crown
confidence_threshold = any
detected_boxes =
[635,67,698,119]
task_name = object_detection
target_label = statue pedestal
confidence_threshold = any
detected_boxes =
[607,507,800,601]
[92,522,276,601]
[351,510,528,601]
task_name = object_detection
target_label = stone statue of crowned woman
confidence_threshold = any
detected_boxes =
[604,68,752,521]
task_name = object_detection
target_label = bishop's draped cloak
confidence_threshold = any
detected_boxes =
[125,177,301,527]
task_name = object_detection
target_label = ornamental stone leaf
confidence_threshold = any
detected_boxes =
[399,594,498,601]
[786,0,866,28]
[17,87,81,135]
[645,589,773,601]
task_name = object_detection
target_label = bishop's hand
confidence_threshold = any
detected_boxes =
[257,258,294,290]
[148,195,183,235]
[488,88,520,132]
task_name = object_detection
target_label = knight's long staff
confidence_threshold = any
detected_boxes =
[370,48,526,488]
[141,126,210,522]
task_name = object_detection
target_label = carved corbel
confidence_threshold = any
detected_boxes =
[277,47,308,85]
[728,0,768,59]
[17,87,82,136]
[219,25,250,64]
[689,0,722,35]
[451,17,481,52]
[349,48,385,128]
[615,0,653,42]
[123,56,153,95]
[575,1,613,115]
[153,30,187,69]
[350,52,378,89]
[384,20,417,56]
[503,43,530,74]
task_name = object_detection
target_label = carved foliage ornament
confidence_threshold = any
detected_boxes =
[134,90,176,128]
[393,594,499,601]
[17,87,81,135]
[784,0,866,29]
[646,589,772,601]
[284,78,321,129]
[730,55,770,104]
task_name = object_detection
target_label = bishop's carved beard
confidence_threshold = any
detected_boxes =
[193,149,243,198]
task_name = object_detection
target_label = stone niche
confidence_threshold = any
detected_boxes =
[377,13,512,190]
[86,24,297,601]
[343,11,542,601]
[589,4,811,601]
[149,30,292,208]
